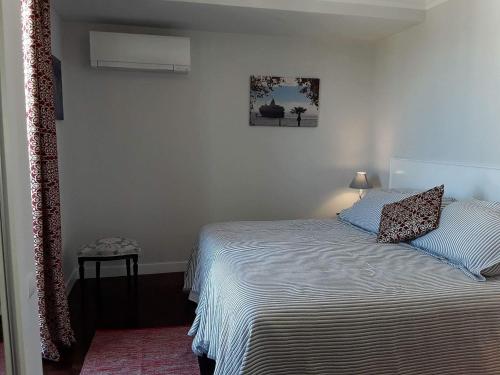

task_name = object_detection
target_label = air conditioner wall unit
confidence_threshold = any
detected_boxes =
[89,31,190,73]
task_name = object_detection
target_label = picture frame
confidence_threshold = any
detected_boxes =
[249,75,320,127]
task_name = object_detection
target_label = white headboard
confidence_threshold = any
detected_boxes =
[389,158,500,201]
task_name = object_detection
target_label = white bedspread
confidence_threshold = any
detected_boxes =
[185,218,500,375]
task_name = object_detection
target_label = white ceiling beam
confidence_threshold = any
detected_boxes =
[425,0,450,10]
[160,0,426,21]
[321,0,427,10]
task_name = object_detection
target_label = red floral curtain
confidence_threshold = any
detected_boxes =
[21,0,74,361]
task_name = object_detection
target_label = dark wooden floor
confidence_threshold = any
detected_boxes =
[43,272,196,375]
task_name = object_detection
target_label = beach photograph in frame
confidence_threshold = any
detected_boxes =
[249,75,320,127]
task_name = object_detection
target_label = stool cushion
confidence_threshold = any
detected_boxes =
[78,237,141,257]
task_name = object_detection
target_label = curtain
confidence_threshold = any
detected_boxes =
[21,0,74,361]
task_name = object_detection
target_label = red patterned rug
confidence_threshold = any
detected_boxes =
[80,326,199,375]
[0,342,4,375]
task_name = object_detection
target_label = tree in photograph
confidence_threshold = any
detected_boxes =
[296,78,320,108]
[291,106,307,127]
[249,75,284,125]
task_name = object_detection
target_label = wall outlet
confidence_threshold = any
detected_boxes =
[28,272,37,300]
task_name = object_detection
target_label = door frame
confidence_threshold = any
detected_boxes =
[0,0,22,373]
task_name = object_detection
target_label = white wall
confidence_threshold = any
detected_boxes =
[0,0,43,373]
[50,7,63,60]
[58,22,375,282]
[373,0,500,184]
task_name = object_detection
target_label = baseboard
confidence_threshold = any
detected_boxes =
[64,260,188,296]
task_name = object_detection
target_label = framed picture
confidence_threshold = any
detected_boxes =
[249,75,320,127]
[52,55,64,120]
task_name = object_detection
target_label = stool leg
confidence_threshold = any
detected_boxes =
[132,255,139,325]
[126,258,131,291]
[79,259,85,300]
[132,255,138,289]
[96,261,101,292]
[95,261,102,319]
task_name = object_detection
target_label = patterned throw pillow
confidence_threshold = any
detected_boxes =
[377,185,444,244]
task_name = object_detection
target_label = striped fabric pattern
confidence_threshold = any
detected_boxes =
[411,200,500,280]
[470,198,500,211]
[185,218,500,375]
[184,246,200,302]
[339,190,414,233]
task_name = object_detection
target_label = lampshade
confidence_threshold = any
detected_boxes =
[349,172,372,190]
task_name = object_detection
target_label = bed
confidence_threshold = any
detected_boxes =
[184,158,500,375]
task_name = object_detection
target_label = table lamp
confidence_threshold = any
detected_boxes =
[349,171,372,199]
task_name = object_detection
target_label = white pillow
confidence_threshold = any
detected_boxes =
[411,199,500,280]
[339,190,414,233]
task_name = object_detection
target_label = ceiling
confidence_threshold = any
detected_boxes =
[53,0,449,41]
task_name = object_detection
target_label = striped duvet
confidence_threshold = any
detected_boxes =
[184,218,500,375]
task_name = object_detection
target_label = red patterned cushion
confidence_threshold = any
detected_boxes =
[377,185,444,244]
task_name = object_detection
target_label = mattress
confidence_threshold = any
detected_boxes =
[184,218,500,375]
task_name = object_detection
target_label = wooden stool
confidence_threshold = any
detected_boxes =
[78,237,141,296]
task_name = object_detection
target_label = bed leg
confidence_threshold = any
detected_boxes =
[198,354,216,375]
